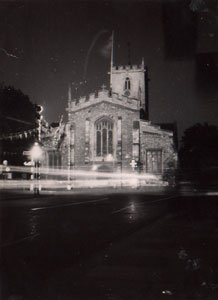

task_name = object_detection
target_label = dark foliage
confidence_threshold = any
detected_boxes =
[1,137,35,167]
[0,84,37,166]
[179,123,218,184]
[0,84,36,134]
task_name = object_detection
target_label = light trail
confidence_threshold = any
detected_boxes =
[1,233,40,248]
[3,164,161,180]
[0,47,18,59]
[83,30,108,78]
[1,164,166,190]
[31,197,109,211]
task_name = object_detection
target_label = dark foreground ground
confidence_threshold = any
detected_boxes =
[1,188,218,300]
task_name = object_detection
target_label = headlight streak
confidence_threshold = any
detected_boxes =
[2,165,160,180]
[1,165,168,190]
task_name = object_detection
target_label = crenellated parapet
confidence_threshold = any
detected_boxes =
[112,63,145,73]
[67,89,140,112]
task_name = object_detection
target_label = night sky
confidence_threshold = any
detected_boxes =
[0,0,218,142]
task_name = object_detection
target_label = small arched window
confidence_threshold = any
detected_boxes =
[96,119,113,157]
[124,77,131,90]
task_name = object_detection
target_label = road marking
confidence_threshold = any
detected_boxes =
[1,233,40,248]
[31,197,109,211]
[205,192,218,196]
[144,195,176,204]
[111,196,176,215]
[111,206,133,214]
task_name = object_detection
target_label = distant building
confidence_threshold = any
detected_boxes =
[42,58,177,182]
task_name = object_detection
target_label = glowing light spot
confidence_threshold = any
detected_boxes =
[162,290,172,295]
[30,143,43,160]
[92,165,97,171]
[130,202,136,212]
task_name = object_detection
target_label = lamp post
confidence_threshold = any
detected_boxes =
[30,142,43,195]
[35,104,43,142]
[32,104,43,194]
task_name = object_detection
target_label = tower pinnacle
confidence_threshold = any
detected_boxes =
[110,31,114,91]
[141,57,144,69]
[68,84,72,104]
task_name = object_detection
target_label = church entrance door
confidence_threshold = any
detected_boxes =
[146,150,162,174]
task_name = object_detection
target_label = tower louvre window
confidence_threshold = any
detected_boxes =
[124,77,131,90]
[96,119,113,157]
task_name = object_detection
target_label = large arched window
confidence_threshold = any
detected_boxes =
[96,119,113,157]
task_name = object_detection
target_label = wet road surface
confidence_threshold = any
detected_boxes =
[1,190,218,299]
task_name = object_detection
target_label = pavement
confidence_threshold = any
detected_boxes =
[35,211,218,300]
[2,188,218,300]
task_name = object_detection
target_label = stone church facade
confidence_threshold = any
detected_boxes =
[42,59,177,182]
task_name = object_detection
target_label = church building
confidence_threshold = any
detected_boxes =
[42,57,177,182]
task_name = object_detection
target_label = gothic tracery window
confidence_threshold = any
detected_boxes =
[96,119,113,157]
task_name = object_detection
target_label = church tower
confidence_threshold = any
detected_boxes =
[43,35,177,185]
[110,58,148,119]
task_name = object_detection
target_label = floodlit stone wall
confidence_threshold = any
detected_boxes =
[140,121,177,180]
[67,90,139,112]
[67,100,139,167]
[111,64,146,111]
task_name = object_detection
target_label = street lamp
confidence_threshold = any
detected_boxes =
[35,104,43,142]
[30,142,43,195]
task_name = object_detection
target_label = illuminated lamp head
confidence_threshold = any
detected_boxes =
[31,142,43,160]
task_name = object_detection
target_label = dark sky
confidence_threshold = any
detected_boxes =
[0,0,218,141]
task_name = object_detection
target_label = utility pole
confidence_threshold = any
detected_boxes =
[67,84,72,190]
[35,104,43,142]
[34,104,43,195]
[110,31,114,92]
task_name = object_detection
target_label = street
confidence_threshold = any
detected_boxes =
[1,189,218,300]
